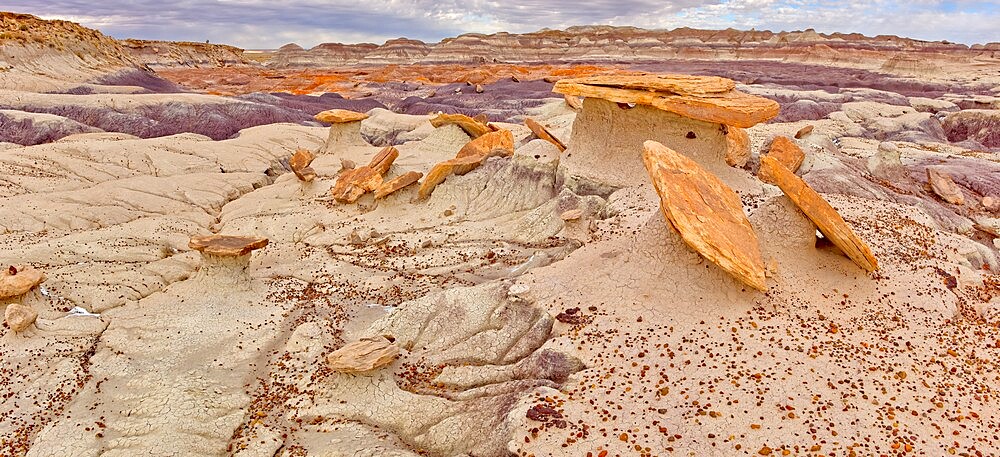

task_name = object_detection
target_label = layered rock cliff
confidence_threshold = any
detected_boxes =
[268,25,998,76]
[122,39,251,68]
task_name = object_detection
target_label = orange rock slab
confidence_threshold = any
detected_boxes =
[289,149,317,182]
[724,127,750,167]
[430,113,492,138]
[368,146,399,176]
[760,156,879,272]
[315,109,368,124]
[759,136,805,183]
[525,117,566,151]
[559,74,737,96]
[331,166,383,203]
[375,171,423,199]
[553,76,779,128]
[189,235,269,257]
[642,141,767,291]
[455,129,514,159]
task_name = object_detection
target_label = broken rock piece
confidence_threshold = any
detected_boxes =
[189,235,269,257]
[289,149,317,182]
[759,136,805,183]
[417,155,486,199]
[367,146,399,176]
[331,166,383,203]
[455,129,514,159]
[926,167,965,205]
[642,140,767,291]
[430,113,492,139]
[0,266,45,301]
[375,171,423,199]
[760,155,879,272]
[315,109,368,124]
[525,117,566,152]
[327,337,400,374]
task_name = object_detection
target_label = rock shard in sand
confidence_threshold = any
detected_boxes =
[375,170,423,199]
[759,136,805,183]
[760,155,879,272]
[525,117,567,152]
[642,140,767,291]
[430,113,493,138]
[418,130,515,199]
[326,337,401,374]
[315,109,369,124]
[189,235,270,257]
[926,167,965,205]
[331,146,399,203]
[0,266,45,300]
[289,149,317,182]
[553,74,779,128]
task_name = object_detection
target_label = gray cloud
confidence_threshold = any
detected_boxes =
[5,0,999,48]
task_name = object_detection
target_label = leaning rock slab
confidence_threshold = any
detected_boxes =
[375,171,423,199]
[642,140,767,291]
[455,129,514,159]
[759,136,805,183]
[760,155,879,272]
[289,149,317,182]
[525,117,566,152]
[430,113,492,139]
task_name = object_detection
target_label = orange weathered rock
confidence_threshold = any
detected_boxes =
[430,113,492,138]
[417,155,486,199]
[553,74,779,128]
[315,109,368,124]
[525,117,566,152]
[0,267,45,300]
[289,149,317,182]
[564,94,584,110]
[455,129,514,159]
[760,155,879,272]
[327,337,400,373]
[189,235,269,257]
[724,126,750,167]
[331,167,383,203]
[368,146,399,176]
[642,140,767,291]
[926,168,964,205]
[794,124,815,139]
[375,171,423,199]
[759,136,805,183]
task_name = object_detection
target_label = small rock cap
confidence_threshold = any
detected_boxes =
[314,109,368,124]
[189,235,269,257]
[0,266,45,299]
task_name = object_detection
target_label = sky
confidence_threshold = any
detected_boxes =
[7,0,1000,49]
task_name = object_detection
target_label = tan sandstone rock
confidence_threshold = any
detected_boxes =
[553,74,779,128]
[430,113,492,138]
[375,171,423,199]
[289,149,317,182]
[417,155,486,199]
[331,167,383,203]
[642,140,767,291]
[368,146,399,176]
[525,117,566,152]
[760,156,879,272]
[724,126,750,167]
[5,303,38,332]
[794,125,815,139]
[759,136,805,183]
[0,267,45,300]
[926,168,965,205]
[984,196,999,212]
[189,235,269,257]
[326,337,400,374]
[315,109,368,124]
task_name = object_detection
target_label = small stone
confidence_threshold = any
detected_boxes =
[564,94,583,110]
[340,158,356,171]
[475,84,484,93]
[926,168,965,205]
[289,149,317,182]
[5,303,37,332]
[982,195,998,212]
[327,337,400,373]
[794,124,815,139]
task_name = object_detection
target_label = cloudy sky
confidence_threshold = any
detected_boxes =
[8,0,1000,48]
